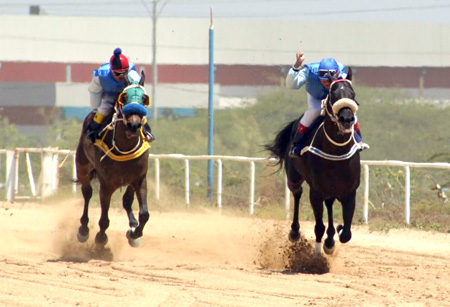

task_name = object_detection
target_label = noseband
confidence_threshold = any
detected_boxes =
[321,79,358,124]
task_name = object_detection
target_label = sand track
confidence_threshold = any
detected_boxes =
[1,200,449,307]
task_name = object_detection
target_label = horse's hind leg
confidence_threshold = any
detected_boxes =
[126,177,149,247]
[323,198,336,254]
[123,185,138,229]
[337,191,356,244]
[310,190,325,254]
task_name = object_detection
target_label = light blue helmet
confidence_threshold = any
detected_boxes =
[318,58,339,80]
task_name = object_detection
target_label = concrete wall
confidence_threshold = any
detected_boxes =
[2,15,450,67]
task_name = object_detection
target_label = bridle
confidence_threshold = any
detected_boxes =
[96,86,148,161]
[299,79,363,160]
[322,79,358,122]
[321,79,358,143]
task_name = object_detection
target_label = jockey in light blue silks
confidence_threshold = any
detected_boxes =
[285,51,364,157]
[87,48,154,143]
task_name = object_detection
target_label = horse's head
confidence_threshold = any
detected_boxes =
[117,71,150,137]
[323,69,359,134]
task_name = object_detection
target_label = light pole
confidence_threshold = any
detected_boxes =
[207,7,215,201]
[141,0,160,121]
[151,0,158,120]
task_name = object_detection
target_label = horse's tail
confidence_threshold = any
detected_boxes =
[265,119,296,170]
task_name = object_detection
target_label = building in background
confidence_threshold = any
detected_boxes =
[1,14,450,142]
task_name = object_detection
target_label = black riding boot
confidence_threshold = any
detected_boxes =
[87,121,101,143]
[143,123,155,143]
[288,130,307,158]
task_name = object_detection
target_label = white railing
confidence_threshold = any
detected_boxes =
[147,154,278,215]
[1,148,449,224]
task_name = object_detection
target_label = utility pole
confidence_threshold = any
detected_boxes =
[207,7,215,201]
[152,0,158,120]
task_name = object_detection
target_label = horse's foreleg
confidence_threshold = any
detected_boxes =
[289,187,302,242]
[95,184,113,246]
[78,182,93,243]
[122,185,138,229]
[337,192,356,244]
[310,190,325,254]
[127,177,149,247]
[324,198,336,254]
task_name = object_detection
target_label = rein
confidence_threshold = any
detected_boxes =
[300,122,362,160]
[323,124,354,146]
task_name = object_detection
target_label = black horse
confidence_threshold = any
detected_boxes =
[75,71,151,247]
[266,69,364,255]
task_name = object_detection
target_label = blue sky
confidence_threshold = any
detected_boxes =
[1,0,450,23]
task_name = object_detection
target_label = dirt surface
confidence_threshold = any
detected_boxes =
[1,200,449,307]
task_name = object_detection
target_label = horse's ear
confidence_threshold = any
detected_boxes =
[139,70,146,86]
[346,67,353,81]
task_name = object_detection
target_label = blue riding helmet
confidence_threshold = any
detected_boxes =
[318,58,339,80]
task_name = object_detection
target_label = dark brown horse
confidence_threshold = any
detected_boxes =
[75,71,151,247]
[266,69,364,254]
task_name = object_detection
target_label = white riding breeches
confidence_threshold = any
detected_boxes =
[299,93,322,127]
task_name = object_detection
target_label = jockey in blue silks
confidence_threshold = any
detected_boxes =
[285,51,364,157]
[87,48,154,143]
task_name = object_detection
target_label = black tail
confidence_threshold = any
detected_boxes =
[265,119,296,170]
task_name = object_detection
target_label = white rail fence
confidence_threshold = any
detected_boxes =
[1,148,449,224]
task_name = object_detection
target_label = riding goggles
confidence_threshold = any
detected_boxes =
[318,69,337,80]
[113,71,127,77]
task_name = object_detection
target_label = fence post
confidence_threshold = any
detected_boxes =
[185,159,190,206]
[25,152,37,197]
[5,150,16,201]
[363,164,369,224]
[52,152,59,193]
[155,158,160,200]
[40,150,54,198]
[217,159,222,210]
[249,161,255,215]
[405,166,410,225]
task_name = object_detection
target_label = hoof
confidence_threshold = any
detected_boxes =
[126,229,141,248]
[288,230,300,242]
[77,231,89,243]
[95,232,108,246]
[337,225,351,243]
[323,237,335,255]
[77,226,89,243]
